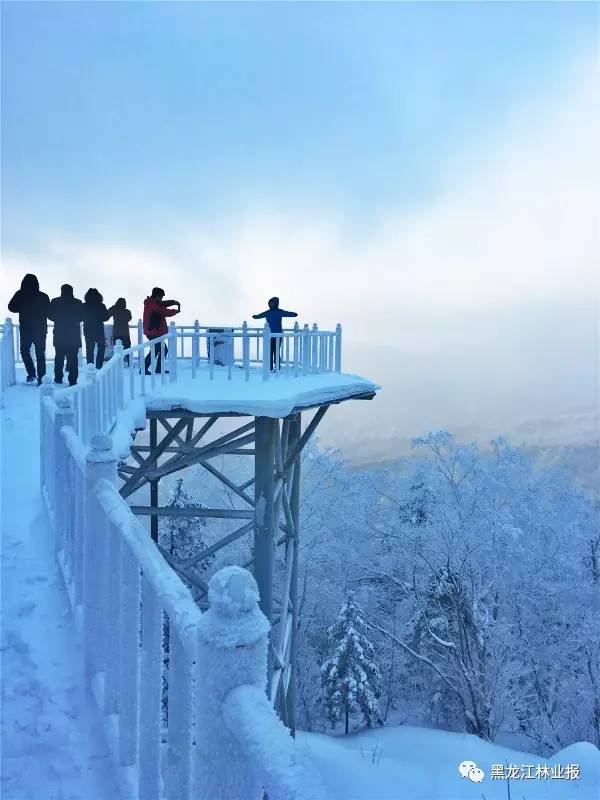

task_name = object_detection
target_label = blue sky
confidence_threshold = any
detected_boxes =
[1,2,597,438]
[1,2,595,245]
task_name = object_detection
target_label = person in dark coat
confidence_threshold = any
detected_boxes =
[252,296,298,371]
[7,273,50,384]
[48,285,84,385]
[143,287,180,374]
[107,297,133,365]
[82,288,109,369]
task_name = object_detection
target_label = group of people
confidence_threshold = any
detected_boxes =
[8,276,297,385]
[7,276,181,386]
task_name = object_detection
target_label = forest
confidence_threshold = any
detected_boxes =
[158,429,600,756]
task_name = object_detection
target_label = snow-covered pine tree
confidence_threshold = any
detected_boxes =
[321,592,382,734]
[160,477,213,727]
[159,477,213,569]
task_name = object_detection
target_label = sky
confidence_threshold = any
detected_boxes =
[1,1,598,445]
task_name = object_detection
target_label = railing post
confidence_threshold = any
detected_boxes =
[293,321,300,377]
[39,376,55,497]
[335,323,342,372]
[53,395,75,557]
[302,324,310,376]
[311,323,319,373]
[194,567,270,800]
[262,323,271,381]
[137,319,144,372]
[113,340,125,410]
[168,322,177,383]
[83,434,118,684]
[242,321,250,382]
[85,363,98,443]
[192,319,200,374]
[3,318,16,385]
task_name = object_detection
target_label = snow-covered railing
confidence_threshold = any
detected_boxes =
[0,318,17,397]
[40,387,312,800]
[7,318,342,377]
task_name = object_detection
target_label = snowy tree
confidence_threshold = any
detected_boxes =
[160,478,213,726]
[159,477,213,569]
[321,593,382,734]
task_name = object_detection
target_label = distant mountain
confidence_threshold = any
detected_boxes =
[336,408,599,496]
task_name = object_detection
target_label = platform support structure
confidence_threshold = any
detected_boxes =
[117,405,329,731]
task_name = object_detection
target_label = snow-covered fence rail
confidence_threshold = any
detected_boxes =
[7,318,343,379]
[0,318,17,397]
[40,388,312,800]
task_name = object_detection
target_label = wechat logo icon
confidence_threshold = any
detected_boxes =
[458,760,485,783]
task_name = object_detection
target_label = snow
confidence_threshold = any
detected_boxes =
[3,368,599,800]
[299,724,600,799]
[1,375,119,800]
[139,362,378,419]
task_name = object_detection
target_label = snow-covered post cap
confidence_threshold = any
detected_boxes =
[55,393,73,411]
[201,566,270,648]
[194,566,272,800]
[86,362,97,381]
[86,433,116,463]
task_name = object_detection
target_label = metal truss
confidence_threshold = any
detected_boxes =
[117,405,329,733]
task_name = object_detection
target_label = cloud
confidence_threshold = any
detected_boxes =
[1,56,596,439]
[3,58,595,339]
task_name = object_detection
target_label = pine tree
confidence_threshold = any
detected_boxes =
[160,478,213,727]
[321,593,382,734]
[159,477,212,569]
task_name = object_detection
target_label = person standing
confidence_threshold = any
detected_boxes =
[82,288,109,369]
[252,296,298,371]
[143,287,180,374]
[107,297,133,365]
[7,273,50,384]
[48,285,84,386]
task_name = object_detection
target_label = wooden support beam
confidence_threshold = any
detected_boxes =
[120,416,189,499]
[180,520,254,569]
[143,432,256,482]
[283,405,328,472]
[130,506,254,519]
[197,461,254,506]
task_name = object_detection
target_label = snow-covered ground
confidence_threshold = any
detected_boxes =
[1,377,119,800]
[2,370,599,800]
[300,724,600,800]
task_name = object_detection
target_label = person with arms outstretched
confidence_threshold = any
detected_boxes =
[48,285,84,386]
[252,296,297,371]
[82,288,110,369]
[143,287,180,374]
[7,273,50,385]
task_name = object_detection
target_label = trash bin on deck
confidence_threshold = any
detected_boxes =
[207,328,234,366]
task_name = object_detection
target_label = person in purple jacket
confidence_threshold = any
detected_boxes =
[252,297,298,371]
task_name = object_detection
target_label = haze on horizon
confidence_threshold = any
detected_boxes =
[1,2,597,448]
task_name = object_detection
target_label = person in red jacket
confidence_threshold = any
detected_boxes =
[143,287,180,374]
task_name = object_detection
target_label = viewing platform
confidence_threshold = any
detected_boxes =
[102,320,377,423]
